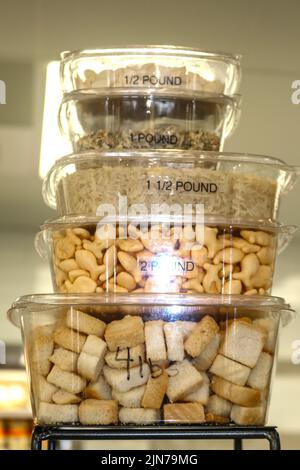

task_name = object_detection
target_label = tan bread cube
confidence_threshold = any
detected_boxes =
[247,352,273,390]
[182,372,210,405]
[230,405,265,425]
[112,386,146,408]
[77,352,104,382]
[49,347,78,372]
[84,376,112,400]
[163,403,205,423]
[219,320,265,368]
[184,315,219,358]
[103,364,150,393]
[47,365,86,394]
[31,334,54,376]
[145,320,167,362]
[67,309,106,337]
[176,321,197,340]
[79,399,118,425]
[38,402,78,424]
[105,344,145,369]
[164,323,184,362]
[166,359,203,402]
[253,318,277,354]
[77,335,107,381]
[119,407,161,425]
[104,315,144,352]
[54,327,86,354]
[52,389,81,405]
[211,376,261,407]
[141,370,168,409]
[192,334,220,371]
[210,354,251,386]
[205,413,230,424]
[82,335,107,359]
[34,375,58,402]
[206,394,232,418]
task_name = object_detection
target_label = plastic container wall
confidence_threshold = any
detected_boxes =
[8,294,294,426]
[35,216,296,296]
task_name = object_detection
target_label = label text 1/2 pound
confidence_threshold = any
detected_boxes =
[125,75,182,86]
[147,179,218,193]
[0,80,6,105]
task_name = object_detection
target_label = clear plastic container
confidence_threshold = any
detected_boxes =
[7,293,294,426]
[35,216,296,296]
[60,46,241,94]
[43,150,300,221]
[58,90,240,152]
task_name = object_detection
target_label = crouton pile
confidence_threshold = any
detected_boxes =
[31,309,277,426]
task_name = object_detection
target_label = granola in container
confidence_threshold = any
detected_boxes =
[58,90,240,152]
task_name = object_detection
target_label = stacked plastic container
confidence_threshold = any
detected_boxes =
[8,46,300,430]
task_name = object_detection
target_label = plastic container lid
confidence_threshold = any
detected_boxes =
[40,213,296,232]
[59,88,241,101]
[61,46,241,62]
[7,293,294,328]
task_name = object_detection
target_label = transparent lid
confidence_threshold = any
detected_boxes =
[60,88,241,102]
[7,293,294,328]
[40,214,295,234]
[61,46,241,62]
[43,150,300,210]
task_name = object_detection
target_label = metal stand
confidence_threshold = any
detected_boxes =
[31,425,281,451]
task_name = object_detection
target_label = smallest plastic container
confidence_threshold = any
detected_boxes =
[60,46,242,94]
[8,293,294,426]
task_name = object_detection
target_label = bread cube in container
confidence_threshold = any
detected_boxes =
[60,46,241,94]
[59,89,240,152]
[35,216,296,295]
[7,293,294,426]
[43,150,300,221]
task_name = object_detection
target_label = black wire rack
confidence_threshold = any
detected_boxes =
[31,425,281,451]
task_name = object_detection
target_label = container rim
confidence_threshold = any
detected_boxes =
[60,45,242,63]
[7,293,293,328]
[39,215,297,238]
[60,88,241,104]
[44,149,298,172]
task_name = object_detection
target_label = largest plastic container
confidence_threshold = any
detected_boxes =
[43,150,300,221]
[7,293,294,426]
[60,46,241,94]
